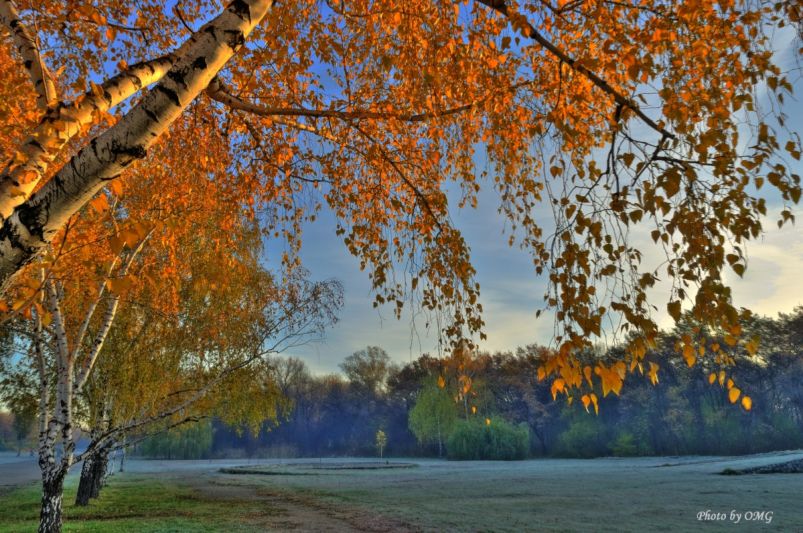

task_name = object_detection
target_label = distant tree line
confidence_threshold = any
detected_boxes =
[137,309,803,460]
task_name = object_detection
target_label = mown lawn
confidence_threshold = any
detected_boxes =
[0,475,280,533]
[2,453,802,532]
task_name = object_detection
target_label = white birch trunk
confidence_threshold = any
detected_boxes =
[0,56,175,219]
[0,0,57,110]
[0,0,274,291]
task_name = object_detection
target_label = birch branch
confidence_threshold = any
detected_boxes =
[70,258,120,362]
[74,232,152,392]
[0,55,176,220]
[476,0,674,139]
[0,0,274,291]
[0,0,56,110]
[206,77,532,124]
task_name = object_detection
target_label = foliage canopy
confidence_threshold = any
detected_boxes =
[0,0,800,402]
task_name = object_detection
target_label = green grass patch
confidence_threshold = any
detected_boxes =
[0,475,279,532]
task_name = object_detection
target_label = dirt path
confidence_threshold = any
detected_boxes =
[180,471,420,533]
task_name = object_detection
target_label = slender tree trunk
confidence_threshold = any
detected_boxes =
[39,471,65,533]
[119,444,125,473]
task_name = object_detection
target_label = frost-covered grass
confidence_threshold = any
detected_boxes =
[1,451,801,531]
[219,452,803,532]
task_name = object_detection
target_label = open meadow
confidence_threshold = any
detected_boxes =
[1,451,802,532]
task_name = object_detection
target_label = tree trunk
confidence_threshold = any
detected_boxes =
[118,445,125,473]
[39,473,65,533]
[74,456,94,506]
[75,449,109,506]
[90,450,109,499]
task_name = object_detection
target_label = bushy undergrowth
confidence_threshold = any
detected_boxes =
[446,418,529,460]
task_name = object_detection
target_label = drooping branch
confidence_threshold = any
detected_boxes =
[0,0,57,110]
[211,80,447,230]
[206,77,532,123]
[476,0,674,139]
[0,0,274,292]
[0,55,176,220]
[76,346,270,461]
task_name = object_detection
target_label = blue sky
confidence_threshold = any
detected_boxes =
[282,29,803,375]
[286,186,803,376]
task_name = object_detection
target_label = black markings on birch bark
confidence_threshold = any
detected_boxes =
[0,0,274,291]
[156,85,182,107]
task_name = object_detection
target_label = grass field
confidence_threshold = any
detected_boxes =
[1,452,802,532]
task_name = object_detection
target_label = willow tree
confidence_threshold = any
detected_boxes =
[0,0,800,473]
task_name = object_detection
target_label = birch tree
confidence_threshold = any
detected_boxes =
[2,230,340,531]
[0,0,800,504]
[0,103,341,531]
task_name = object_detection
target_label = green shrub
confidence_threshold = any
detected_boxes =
[554,414,609,458]
[610,431,652,456]
[446,418,529,460]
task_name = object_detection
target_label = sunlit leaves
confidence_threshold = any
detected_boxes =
[580,393,599,415]
[728,386,741,404]
[741,395,752,411]
[0,0,796,425]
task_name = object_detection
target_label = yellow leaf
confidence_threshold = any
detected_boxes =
[551,378,566,400]
[437,375,445,389]
[90,81,104,98]
[648,363,659,385]
[90,195,109,214]
[708,372,716,385]
[667,301,682,321]
[682,344,696,367]
[728,387,741,404]
[589,393,599,415]
[109,180,124,197]
[741,396,752,411]
[471,405,477,414]
[745,337,759,356]
[724,334,737,346]
[109,234,126,254]
[485,418,491,426]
